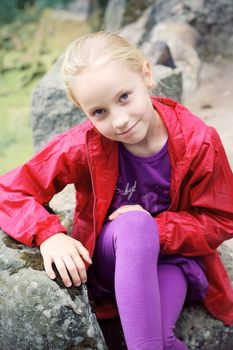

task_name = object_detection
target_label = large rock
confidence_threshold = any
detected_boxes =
[118,0,233,57]
[31,55,86,152]
[1,227,233,349]
[120,16,201,91]
[104,0,153,29]
[0,229,107,350]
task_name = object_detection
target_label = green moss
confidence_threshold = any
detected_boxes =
[2,234,86,297]
[67,337,99,350]
[2,234,44,273]
[2,234,24,250]
[20,251,44,271]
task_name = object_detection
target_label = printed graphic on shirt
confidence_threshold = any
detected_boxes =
[116,180,137,200]
[109,175,170,216]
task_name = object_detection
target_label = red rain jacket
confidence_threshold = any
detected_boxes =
[0,97,233,325]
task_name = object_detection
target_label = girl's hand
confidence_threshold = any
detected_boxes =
[40,233,92,288]
[109,204,150,220]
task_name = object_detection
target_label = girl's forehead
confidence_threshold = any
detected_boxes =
[84,59,141,77]
[71,61,144,106]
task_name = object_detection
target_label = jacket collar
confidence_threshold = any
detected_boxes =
[86,127,118,236]
[151,96,186,165]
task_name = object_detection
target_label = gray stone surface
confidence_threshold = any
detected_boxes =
[120,17,201,92]
[104,0,127,31]
[121,0,233,57]
[1,227,232,350]
[0,230,107,350]
[31,55,86,152]
[176,244,233,349]
[152,65,182,102]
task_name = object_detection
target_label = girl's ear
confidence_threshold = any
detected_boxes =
[142,60,155,89]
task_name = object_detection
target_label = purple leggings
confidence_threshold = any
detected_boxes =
[92,211,189,350]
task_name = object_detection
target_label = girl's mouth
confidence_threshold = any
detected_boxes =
[117,121,139,135]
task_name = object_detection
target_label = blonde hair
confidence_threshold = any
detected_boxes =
[61,31,149,107]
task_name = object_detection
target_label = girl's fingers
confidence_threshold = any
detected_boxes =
[109,205,150,220]
[53,256,73,287]
[71,253,88,283]
[109,206,135,220]
[108,211,119,220]
[75,241,92,264]
[109,206,127,220]
[43,255,56,280]
[108,207,121,220]
[63,255,82,286]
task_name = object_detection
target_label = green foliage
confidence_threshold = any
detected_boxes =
[0,0,19,24]
[0,70,33,175]
[0,0,73,25]
[0,4,92,175]
[98,0,109,10]
[36,0,72,10]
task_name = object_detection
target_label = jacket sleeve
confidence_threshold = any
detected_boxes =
[156,128,233,256]
[0,132,84,247]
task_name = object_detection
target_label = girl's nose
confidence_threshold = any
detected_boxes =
[111,109,130,130]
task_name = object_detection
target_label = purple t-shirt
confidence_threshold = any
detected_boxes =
[108,141,171,216]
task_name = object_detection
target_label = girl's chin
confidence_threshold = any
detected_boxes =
[119,134,146,145]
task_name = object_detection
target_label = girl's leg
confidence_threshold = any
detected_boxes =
[93,211,163,350]
[158,264,189,350]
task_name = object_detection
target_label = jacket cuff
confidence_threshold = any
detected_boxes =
[155,216,167,249]
[34,223,67,246]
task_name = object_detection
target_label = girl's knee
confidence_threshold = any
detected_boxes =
[111,210,159,253]
[112,210,156,230]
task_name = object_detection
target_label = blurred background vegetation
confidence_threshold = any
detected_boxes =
[0,0,108,175]
[2,1,232,175]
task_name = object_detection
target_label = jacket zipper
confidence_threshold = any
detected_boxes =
[86,139,97,257]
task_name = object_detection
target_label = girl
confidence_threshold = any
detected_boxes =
[0,31,233,350]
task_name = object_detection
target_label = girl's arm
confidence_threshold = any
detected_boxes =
[157,129,233,256]
[0,129,84,247]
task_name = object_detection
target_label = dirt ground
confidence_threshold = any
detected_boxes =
[183,56,233,251]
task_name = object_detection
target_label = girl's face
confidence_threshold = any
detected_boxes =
[71,60,157,148]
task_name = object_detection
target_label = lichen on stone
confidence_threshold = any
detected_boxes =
[2,234,24,250]
[67,335,101,350]
[20,251,44,271]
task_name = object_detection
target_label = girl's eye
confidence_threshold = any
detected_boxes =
[93,108,105,117]
[120,93,129,101]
